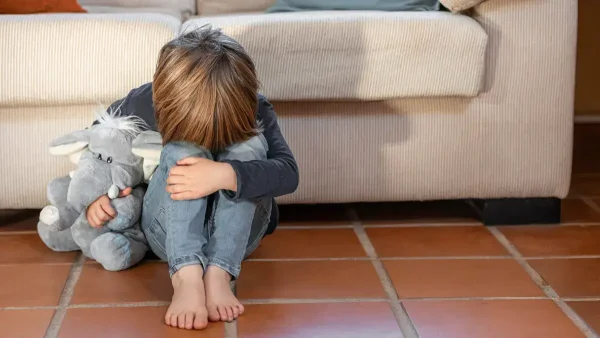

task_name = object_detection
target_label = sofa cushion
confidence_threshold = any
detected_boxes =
[0,13,180,107]
[183,11,488,101]
[266,0,439,13]
[197,0,275,15]
[79,0,195,18]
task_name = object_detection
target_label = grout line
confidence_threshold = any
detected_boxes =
[347,207,420,338]
[488,227,597,338]
[563,297,600,302]
[241,298,389,305]
[525,255,600,260]
[0,306,58,311]
[245,257,371,262]
[381,256,512,260]
[0,262,75,267]
[68,301,170,309]
[44,253,86,338]
[398,296,549,301]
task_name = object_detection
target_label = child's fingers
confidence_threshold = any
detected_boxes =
[88,208,102,228]
[170,191,197,201]
[99,198,117,218]
[176,157,202,166]
[166,184,189,194]
[166,175,186,185]
[118,187,132,197]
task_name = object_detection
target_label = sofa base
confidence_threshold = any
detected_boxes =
[468,198,561,226]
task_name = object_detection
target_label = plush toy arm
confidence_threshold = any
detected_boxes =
[132,131,163,183]
[49,129,90,165]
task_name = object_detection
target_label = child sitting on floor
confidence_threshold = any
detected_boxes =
[85,25,299,330]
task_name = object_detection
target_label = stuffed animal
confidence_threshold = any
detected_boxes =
[37,109,157,271]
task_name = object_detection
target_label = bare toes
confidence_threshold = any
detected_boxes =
[184,313,194,329]
[237,304,245,315]
[178,314,187,329]
[226,307,234,321]
[170,314,178,328]
[193,313,208,330]
[218,306,228,321]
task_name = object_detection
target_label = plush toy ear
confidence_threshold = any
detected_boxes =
[49,129,90,164]
[132,131,163,182]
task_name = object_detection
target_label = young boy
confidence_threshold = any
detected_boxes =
[85,26,299,330]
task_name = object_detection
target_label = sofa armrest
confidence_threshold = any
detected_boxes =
[439,0,487,13]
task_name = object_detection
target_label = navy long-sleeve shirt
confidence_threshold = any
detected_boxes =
[108,83,299,233]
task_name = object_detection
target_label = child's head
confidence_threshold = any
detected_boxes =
[153,25,259,151]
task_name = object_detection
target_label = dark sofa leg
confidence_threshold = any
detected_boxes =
[467,198,561,226]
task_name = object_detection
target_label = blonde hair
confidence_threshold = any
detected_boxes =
[153,25,259,152]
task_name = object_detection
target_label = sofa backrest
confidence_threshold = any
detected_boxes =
[196,0,275,15]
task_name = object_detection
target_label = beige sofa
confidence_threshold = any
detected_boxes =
[0,1,577,219]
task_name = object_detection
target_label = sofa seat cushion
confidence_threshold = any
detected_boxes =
[184,11,487,101]
[0,13,180,107]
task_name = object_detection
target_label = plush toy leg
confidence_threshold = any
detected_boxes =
[39,176,79,231]
[105,187,144,231]
[90,230,148,271]
[37,221,79,252]
[71,212,110,258]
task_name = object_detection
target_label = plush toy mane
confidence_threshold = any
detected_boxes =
[94,103,146,136]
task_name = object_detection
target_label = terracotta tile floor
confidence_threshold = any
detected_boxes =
[1,125,600,338]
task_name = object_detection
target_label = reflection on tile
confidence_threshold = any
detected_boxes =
[250,229,366,259]
[0,309,55,338]
[568,301,600,334]
[238,303,403,338]
[405,300,584,338]
[0,264,71,307]
[60,306,224,338]
[529,259,600,297]
[561,199,600,223]
[71,262,172,304]
[501,226,600,256]
[0,234,77,264]
[238,261,385,299]
[384,259,543,298]
[367,226,507,257]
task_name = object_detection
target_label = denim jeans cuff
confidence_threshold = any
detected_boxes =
[169,254,207,277]
[207,257,241,280]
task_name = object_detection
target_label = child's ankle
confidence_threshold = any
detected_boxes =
[172,265,204,284]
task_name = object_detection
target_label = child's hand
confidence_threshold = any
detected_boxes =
[86,187,132,228]
[167,157,236,200]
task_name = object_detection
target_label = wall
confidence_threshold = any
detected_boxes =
[576,0,600,116]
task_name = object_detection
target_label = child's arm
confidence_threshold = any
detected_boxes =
[220,97,299,200]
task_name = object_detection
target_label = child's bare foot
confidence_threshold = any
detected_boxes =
[165,265,208,330]
[205,265,244,322]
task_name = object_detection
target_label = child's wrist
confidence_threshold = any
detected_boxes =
[218,162,237,192]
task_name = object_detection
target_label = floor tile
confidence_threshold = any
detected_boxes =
[249,229,366,259]
[561,199,600,223]
[278,204,352,226]
[238,303,402,338]
[354,201,480,226]
[571,175,600,196]
[528,259,600,297]
[384,259,543,298]
[71,262,172,304]
[573,124,600,175]
[237,261,385,299]
[0,264,71,307]
[568,301,600,334]
[0,309,55,338]
[367,226,507,257]
[0,234,77,264]
[501,226,600,256]
[60,306,224,338]
[404,300,584,338]
[0,209,38,232]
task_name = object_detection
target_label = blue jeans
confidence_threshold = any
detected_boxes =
[141,135,271,279]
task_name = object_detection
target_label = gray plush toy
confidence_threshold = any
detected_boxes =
[37,109,158,271]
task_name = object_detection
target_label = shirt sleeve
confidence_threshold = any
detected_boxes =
[222,97,300,200]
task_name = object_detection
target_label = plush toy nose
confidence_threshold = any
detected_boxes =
[67,160,112,213]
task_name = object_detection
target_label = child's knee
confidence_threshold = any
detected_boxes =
[161,142,213,168]
[219,135,268,162]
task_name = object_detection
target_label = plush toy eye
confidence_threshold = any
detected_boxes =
[97,154,102,160]
[107,157,113,164]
